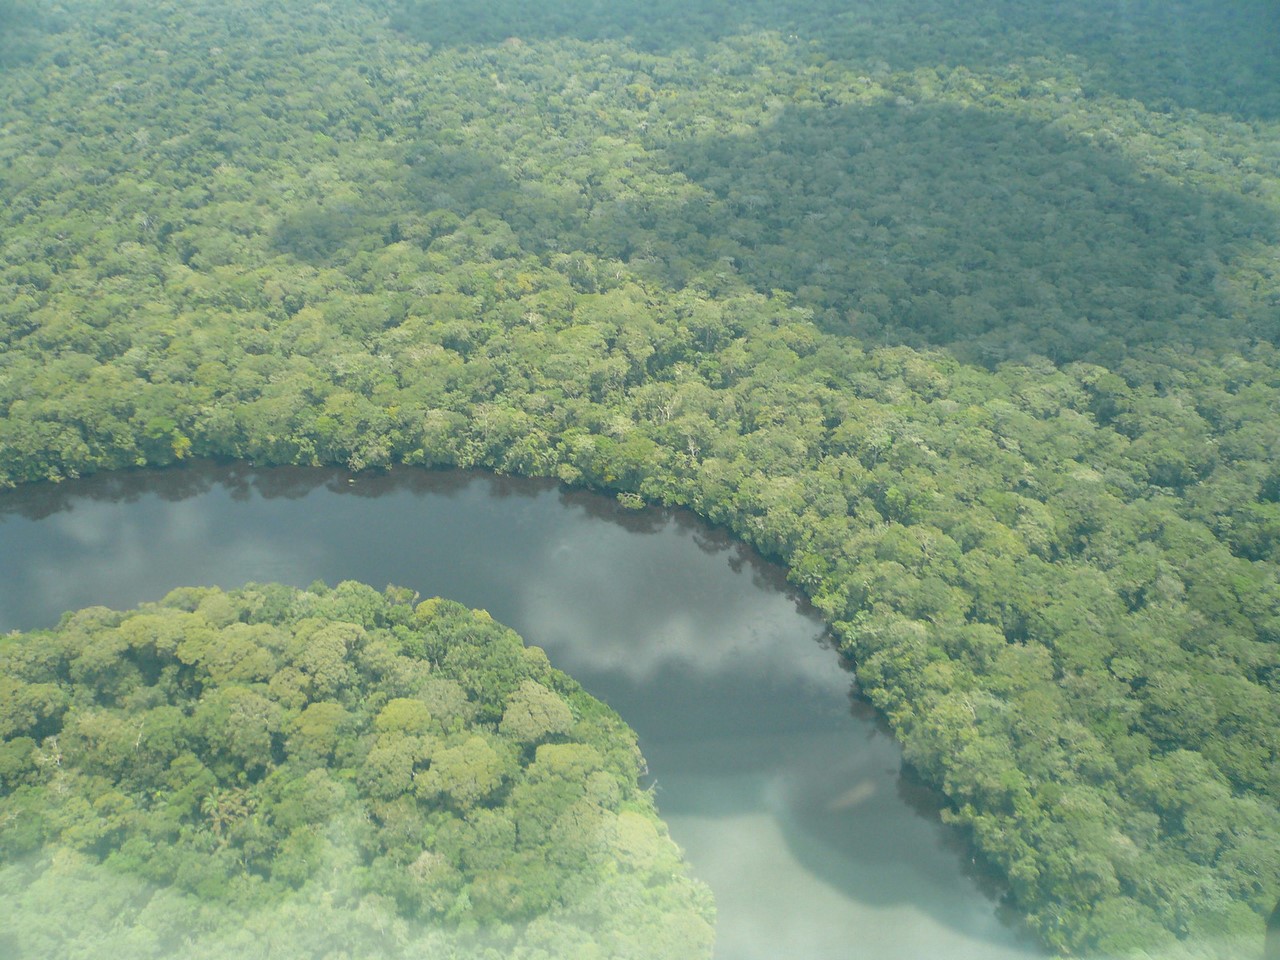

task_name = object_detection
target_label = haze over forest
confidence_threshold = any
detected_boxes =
[1,0,1278,957]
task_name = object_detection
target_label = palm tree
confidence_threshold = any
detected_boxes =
[200,788,251,846]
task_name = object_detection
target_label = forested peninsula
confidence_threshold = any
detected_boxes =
[0,0,1278,956]
[0,582,715,959]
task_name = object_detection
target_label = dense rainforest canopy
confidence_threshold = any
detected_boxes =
[0,582,715,958]
[0,0,1278,956]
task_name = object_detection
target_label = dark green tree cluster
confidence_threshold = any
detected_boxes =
[0,582,715,959]
[1,0,1277,955]
[0,0,51,67]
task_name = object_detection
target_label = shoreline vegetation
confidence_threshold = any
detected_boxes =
[0,582,716,959]
[1,0,1277,955]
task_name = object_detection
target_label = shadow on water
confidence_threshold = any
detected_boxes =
[0,461,480,522]
[0,462,221,522]
[772,766,1042,949]
[561,485,671,535]
[737,673,1046,951]
[564,487,813,595]
[388,0,1280,122]
[892,763,1017,911]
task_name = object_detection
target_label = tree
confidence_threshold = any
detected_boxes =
[414,734,511,810]
[499,680,574,745]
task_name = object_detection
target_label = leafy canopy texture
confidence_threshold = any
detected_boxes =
[1,0,1279,955]
[0,582,715,960]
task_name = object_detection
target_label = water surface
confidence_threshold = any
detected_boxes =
[0,463,1045,960]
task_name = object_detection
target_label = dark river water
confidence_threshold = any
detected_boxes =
[0,462,1046,960]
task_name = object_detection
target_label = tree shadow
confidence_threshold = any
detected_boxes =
[641,101,1279,365]
[0,0,52,67]
[368,97,1279,368]
[788,0,1280,123]
[271,201,400,265]
[389,0,1280,122]
[258,31,1279,370]
[911,0,1280,122]
[363,97,1278,368]
[388,0,785,53]
[270,144,576,266]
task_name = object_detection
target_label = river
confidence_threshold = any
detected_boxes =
[0,462,1046,960]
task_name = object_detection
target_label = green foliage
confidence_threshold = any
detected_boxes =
[499,680,575,745]
[0,584,714,959]
[1,0,1278,955]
